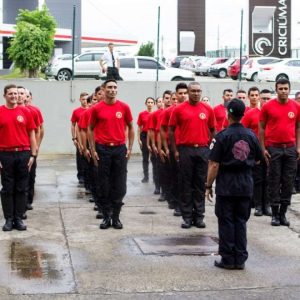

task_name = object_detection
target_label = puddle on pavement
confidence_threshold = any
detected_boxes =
[9,241,60,280]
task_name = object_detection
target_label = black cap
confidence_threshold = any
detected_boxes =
[227,98,245,117]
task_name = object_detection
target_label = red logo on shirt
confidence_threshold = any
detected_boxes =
[199,113,206,120]
[232,140,250,161]
[17,115,24,123]
[288,112,295,119]
[116,112,122,119]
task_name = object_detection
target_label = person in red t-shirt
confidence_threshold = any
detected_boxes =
[147,97,163,195]
[169,82,216,229]
[242,88,272,218]
[213,89,233,132]
[0,84,37,232]
[160,82,188,216]
[70,92,88,185]
[137,97,154,183]
[89,79,134,230]
[259,79,300,227]
[17,86,41,214]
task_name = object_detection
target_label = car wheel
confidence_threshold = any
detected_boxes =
[171,76,184,81]
[57,69,72,81]
[251,72,260,82]
[276,74,289,81]
[231,76,237,80]
[218,69,227,78]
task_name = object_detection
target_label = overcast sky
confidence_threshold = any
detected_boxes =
[82,0,300,57]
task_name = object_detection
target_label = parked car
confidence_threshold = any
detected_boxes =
[170,55,190,68]
[180,56,204,71]
[119,56,195,81]
[257,58,300,82]
[196,58,228,76]
[227,57,248,80]
[208,58,235,78]
[45,51,105,80]
[241,56,281,82]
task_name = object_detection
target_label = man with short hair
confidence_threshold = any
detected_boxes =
[71,92,88,185]
[213,89,233,132]
[100,43,121,80]
[89,79,134,230]
[236,89,247,103]
[0,84,37,231]
[169,82,215,229]
[259,79,300,227]
[247,86,260,110]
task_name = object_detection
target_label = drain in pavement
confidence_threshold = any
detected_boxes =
[139,211,156,215]
[134,235,218,256]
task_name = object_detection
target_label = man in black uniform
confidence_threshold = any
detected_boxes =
[206,99,263,270]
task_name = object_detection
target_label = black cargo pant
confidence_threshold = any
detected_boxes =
[27,158,37,205]
[215,195,252,266]
[76,148,85,182]
[0,151,30,220]
[267,146,297,207]
[178,146,209,222]
[169,149,182,208]
[158,155,172,202]
[107,67,122,80]
[252,160,268,209]
[95,144,127,216]
[150,153,160,190]
[140,132,150,179]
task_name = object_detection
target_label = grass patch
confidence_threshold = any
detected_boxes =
[0,68,46,79]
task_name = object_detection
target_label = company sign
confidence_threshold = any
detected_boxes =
[249,0,291,58]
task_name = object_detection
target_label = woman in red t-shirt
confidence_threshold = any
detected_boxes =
[137,97,155,182]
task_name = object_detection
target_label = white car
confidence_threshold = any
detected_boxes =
[257,58,300,82]
[241,56,281,82]
[118,56,195,81]
[45,51,105,81]
[208,58,236,78]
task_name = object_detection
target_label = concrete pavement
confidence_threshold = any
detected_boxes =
[0,155,300,299]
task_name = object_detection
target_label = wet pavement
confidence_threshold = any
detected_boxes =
[0,155,300,299]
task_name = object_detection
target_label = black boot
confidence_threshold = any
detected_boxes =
[96,207,104,219]
[271,206,280,226]
[2,218,13,231]
[112,205,123,229]
[141,176,149,183]
[13,218,27,231]
[99,213,111,229]
[263,203,272,216]
[254,206,263,216]
[279,204,290,226]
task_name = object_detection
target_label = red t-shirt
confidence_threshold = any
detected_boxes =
[90,100,133,144]
[0,105,36,148]
[28,104,44,125]
[260,98,300,145]
[71,106,87,124]
[137,110,151,132]
[78,108,93,130]
[242,107,260,138]
[25,105,40,127]
[213,104,226,132]
[169,101,215,146]
[147,109,163,142]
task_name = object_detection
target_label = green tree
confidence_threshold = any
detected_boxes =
[137,41,155,57]
[8,5,56,78]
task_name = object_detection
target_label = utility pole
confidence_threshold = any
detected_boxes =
[238,9,244,88]
[70,5,76,102]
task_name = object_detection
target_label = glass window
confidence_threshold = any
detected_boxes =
[94,53,104,61]
[120,58,135,68]
[77,54,93,62]
[138,59,159,69]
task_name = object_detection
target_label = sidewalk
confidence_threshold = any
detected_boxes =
[0,155,299,299]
